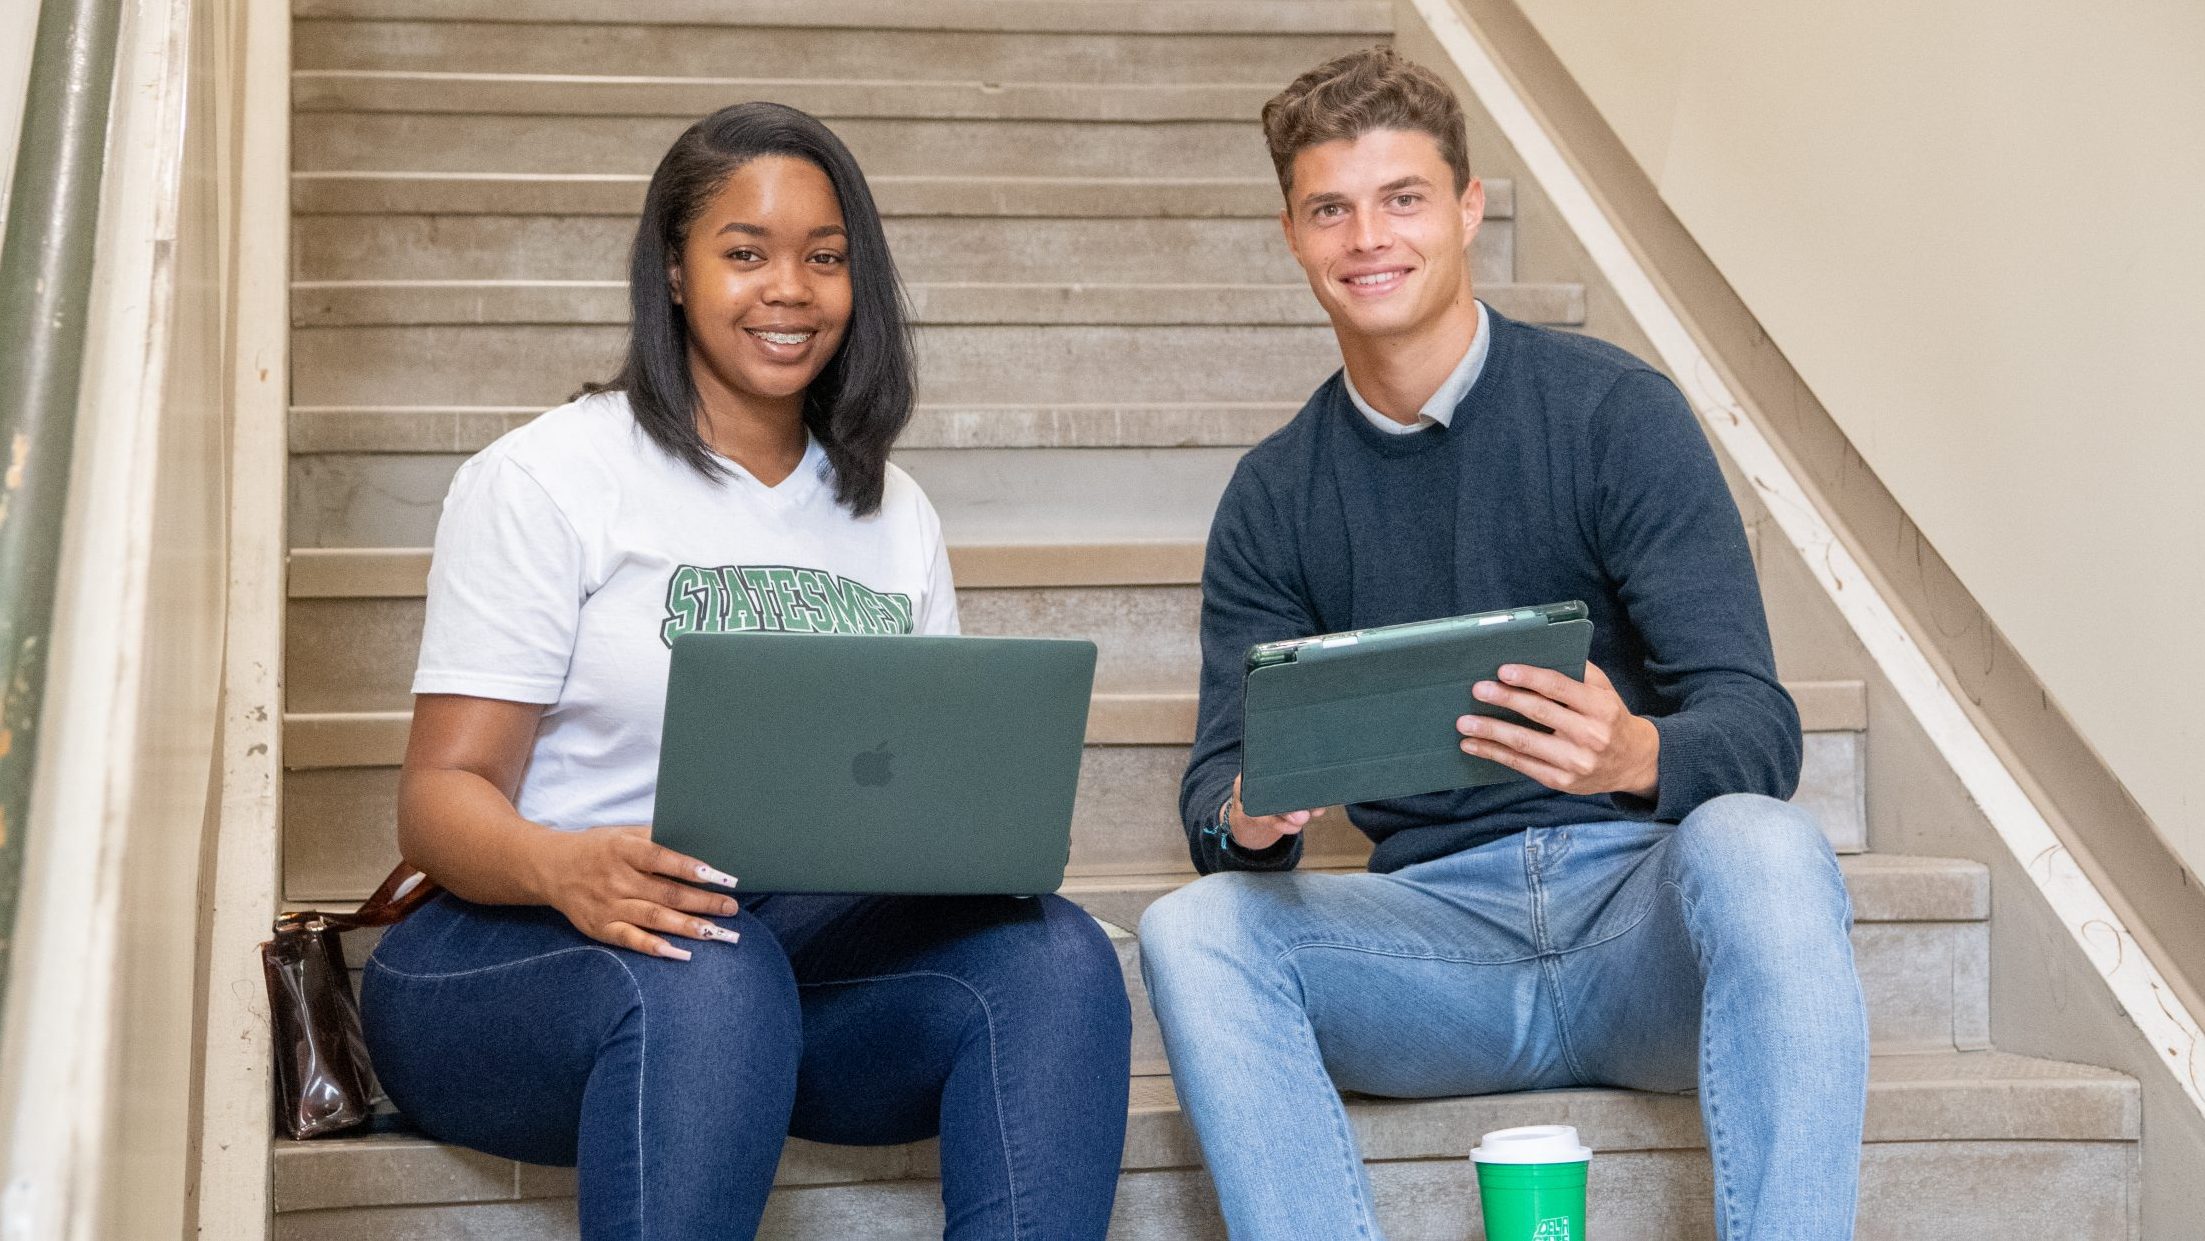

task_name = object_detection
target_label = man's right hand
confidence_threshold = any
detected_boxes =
[530,826,742,961]
[1227,774,1327,852]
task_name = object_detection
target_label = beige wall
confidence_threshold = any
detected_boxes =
[108,0,239,1232]
[0,0,240,1233]
[1517,0,2205,876]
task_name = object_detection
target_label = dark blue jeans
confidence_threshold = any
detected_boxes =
[361,891,1132,1240]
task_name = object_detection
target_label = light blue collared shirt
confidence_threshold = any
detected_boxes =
[1342,300,1490,435]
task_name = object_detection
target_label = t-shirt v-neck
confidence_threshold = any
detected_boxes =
[712,433,828,510]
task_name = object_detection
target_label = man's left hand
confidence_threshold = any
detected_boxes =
[1456,662,1660,800]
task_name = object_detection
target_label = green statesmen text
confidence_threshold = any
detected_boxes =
[660,564,915,645]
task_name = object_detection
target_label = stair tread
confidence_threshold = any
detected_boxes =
[1062,853,1988,926]
[288,402,1310,453]
[293,70,1287,122]
[293,0,1394,36]
[286,538,1806,600]
[269,1050,2133,1214]
[282,678,1865,771]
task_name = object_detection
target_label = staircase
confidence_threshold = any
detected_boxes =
[270,1,2141,1236]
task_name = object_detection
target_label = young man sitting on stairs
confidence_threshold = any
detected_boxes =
[1137,47,1870,1240]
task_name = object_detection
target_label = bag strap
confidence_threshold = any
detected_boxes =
[279,862,440,933]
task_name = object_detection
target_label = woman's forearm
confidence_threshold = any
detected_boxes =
[396,766,563,906]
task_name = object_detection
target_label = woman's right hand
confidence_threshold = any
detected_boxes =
[531,826,742,961]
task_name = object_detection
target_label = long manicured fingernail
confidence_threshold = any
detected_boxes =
[695,864,739,888]
[696,923,741,945]
[660,943,693,962]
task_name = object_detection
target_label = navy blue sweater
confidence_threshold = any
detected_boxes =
[1180,309,1801,875]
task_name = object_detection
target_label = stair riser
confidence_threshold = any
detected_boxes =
[330,897,1981,1099]
[293,282,1585,331]
[296,21,1382,84]
[282,751,1369,903]
[269,1137,2128,1240]
[297,115,1278,180]
[293,215,1515,288]
[283,732,1864,902]
[288,446,1246,547]
[287,587,1206,710]
[293,324,1347,409]
[1113,922,1985,1076]
[294,76,1290,125]
[293,175,1517,221]
[289,404,1306,454]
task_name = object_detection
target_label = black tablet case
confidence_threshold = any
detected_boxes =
[1239,615,1594,817]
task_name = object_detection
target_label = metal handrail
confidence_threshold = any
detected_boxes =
[0,0,123,996]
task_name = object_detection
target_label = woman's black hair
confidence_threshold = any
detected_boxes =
[584,102,915,516]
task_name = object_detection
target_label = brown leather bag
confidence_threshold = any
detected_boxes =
[262,862,441,1139]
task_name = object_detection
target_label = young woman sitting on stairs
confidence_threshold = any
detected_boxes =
[360,102,1132,1241]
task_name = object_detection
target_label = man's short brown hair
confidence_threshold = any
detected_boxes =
[1261,46,1472,198]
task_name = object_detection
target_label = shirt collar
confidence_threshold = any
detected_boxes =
[1343,299,1491,436]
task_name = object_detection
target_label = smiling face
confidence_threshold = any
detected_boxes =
[670,154,852,412]
[1279,128,1484,350]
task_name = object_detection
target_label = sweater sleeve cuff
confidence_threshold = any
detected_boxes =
[1188,784,1304,874]
[1609,712,1718,824]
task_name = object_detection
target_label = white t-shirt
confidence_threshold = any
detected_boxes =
[412,391,959,830]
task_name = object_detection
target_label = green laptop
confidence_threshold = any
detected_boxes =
[653,632,1096,894]
[1239,601,1595,817]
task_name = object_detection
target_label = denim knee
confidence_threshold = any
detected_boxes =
[1013,895,1133,1034]
[1671,793,1852,943]
[1137,872,1276,986]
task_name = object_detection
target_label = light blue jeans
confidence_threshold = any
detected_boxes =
[1138,793,1869,1240]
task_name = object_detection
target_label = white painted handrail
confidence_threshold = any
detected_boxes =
[1411,0,2202,1110]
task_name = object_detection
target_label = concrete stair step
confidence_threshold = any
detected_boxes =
[1079,856,1989,1064]
[274,679,1863,778]
[275,637,1867,903]
[295,322,1356,409]
[289,402,1308,453]
[296,22,1388,91]
[288,445,1251,547]
[290,280,1580,329]
[296,114,1283,179]
[287,590,1209,709]
[294,70,1290,123]
[282,728,1865,892]
[316,854,1989,1088]
[269,1051,2133,1239]
[293,0,1393,37]
[291,212,1515,287]
[277,541,1864,891]
[280,534,1783,709]
[281,729,1866,904]
[1065,851,1989,932]
[291,173,1516,220]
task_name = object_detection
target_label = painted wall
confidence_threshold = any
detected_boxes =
[104,0,239,1231]
[0,0,238,1233]
[1515,0,2205,876]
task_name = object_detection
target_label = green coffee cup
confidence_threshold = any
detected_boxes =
[1470,1123,1592,1240]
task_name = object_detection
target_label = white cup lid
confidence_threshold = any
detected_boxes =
[1469,1124,1593,1164]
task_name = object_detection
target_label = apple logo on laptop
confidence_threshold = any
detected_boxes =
[853,742,895,787]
